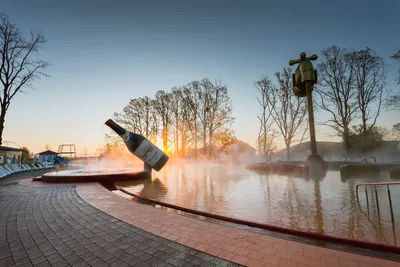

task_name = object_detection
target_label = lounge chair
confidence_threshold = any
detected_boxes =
[0,166,12,178]
[10,164,23,173]
[0,166,14,177]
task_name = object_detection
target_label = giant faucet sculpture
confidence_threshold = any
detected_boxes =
[289,52,326,170]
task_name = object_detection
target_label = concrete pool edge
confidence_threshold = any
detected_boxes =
[39,169,151,183]
[75,182,400,266]
[115,185,400,255]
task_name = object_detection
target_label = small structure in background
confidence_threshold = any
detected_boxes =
[0,146,24,165]
[38,150,58,162]
[57,144,77,159]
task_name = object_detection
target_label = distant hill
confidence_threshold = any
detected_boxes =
[274,140,400,160]
[274,141,345,157]
[219,139,257,153]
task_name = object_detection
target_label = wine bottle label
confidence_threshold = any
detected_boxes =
[134,139,163,167]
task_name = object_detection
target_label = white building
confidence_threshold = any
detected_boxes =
[0,146,24,165]
[38,150,58,162]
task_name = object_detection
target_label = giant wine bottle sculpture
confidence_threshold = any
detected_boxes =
[105,119,169,171]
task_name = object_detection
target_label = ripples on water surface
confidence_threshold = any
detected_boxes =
[116,162,400,247]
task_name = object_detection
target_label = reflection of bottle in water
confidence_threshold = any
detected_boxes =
[105,119,169,171]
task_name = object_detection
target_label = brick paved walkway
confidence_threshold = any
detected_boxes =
[3,171,400,267]
[77,183,400,267]
[0,181,242,267]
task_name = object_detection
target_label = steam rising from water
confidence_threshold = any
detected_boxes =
[82,151,266,173]
[83,155,144,172]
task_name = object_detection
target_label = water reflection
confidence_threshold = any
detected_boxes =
[117,177,168,199]
[116,162,400,247]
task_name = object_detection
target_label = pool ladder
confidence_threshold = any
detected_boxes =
[356,182,400,223]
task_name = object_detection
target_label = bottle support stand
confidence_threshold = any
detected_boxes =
[143,162,152,179]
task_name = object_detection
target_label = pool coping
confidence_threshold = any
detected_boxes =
[68,181,398,267]
[115,185,400,255]
[20,177,400,267]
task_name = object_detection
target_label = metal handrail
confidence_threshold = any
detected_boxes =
[356,182,400,223]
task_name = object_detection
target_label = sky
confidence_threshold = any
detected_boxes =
[2,0,400,155]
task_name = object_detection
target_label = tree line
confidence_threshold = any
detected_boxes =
[256,46,400,159]
[104,78,235,158]
[1,12,399,159]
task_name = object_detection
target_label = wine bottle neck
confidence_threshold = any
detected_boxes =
[105,119,126,136]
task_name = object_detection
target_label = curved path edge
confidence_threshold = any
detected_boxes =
[76,182,399,267]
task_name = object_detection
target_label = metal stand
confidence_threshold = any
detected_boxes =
[144,163,152,172]
[143,162,152,179]
[306,81,317,155]
[289,52,327,177]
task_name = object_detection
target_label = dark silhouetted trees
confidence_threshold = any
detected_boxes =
[255,68,307,159]
[315,46,358,152]
[108,78,234,158]
[0,13,49,145]
[349,48,387,137]
[348,124,389,154]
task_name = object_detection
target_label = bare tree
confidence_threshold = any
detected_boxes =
[115,99,142,134]
[178,86,190,157]
[387,94,400,110]
[255,77,276,155]
[256,69,307,159]
[154,90,172,153]
[212,128,236,148]
[109,96,160,157]
[138,96,155,138]
[387,50,400,110]
[114,96,158,139]
[183,81,201,158]
[103,138,125,158]
[197,79,212,155]
[170,87,181,156]
[114,98,143,134]
[109,78,233,159]
[22,146,33,160]
[195,78,234,156]
[349,48,387,136]
[205,79,234,155]
[180,84,199,157]
[149,99,159,144]
[348,124,389,153]
[393,50,400,85]
[315,46,358,152]
[0,13,49,145]
[393,123,400,140]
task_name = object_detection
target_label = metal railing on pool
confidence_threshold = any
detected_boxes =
[356,181,400,223]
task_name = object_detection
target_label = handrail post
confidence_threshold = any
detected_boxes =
[375,185,380,218]
[356,182,398,224]
[365,185,370,216]
[387,185,395,223]
[356,184,360,202]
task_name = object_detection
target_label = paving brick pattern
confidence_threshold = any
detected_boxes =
[0,184,242,267]
[77,183,400,267]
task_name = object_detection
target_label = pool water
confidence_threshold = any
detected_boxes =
[116,161,400,247]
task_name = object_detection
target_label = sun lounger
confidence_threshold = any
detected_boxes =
[10,164,23,173]
[20,164,31,171]
[0,166,14,177]
[22,164,32,170]
[0,166,12,177]
[29,164,40,170]
[3,165,14,173]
